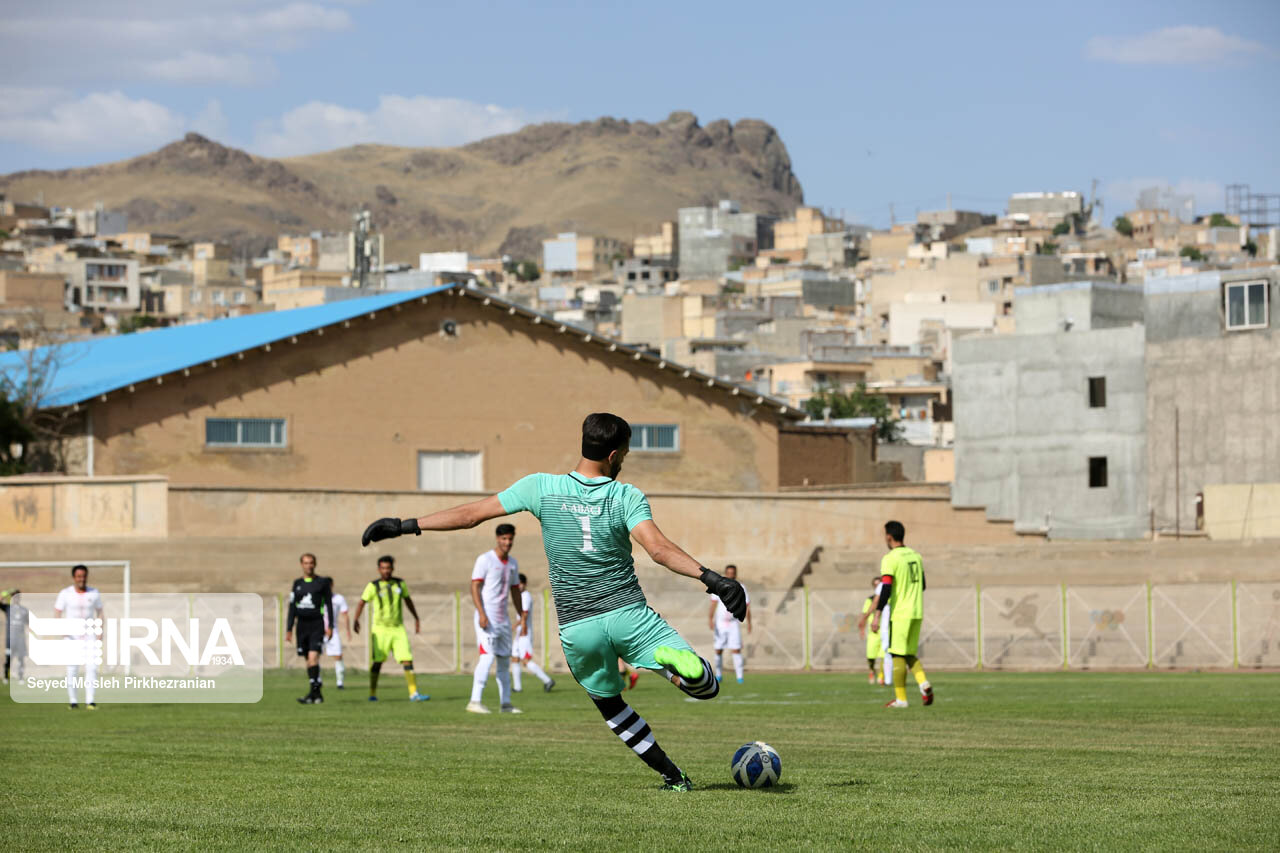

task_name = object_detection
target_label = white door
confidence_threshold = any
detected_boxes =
[418,451,483,491]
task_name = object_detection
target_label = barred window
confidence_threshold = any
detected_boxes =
[630,424,679,452]
[206,417,287,448]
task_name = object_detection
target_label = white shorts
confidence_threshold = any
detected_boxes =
[323,633,343,657]
[474,612,512,657]
[512,632,534,661]
[713,623,742,651]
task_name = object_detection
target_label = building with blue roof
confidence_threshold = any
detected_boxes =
[2,283,876,493]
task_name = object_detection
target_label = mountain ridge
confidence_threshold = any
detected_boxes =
[0,111,805,262]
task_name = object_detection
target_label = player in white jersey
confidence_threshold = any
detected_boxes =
[467,523,523,714]
[321,579,351,689]
[509,573,555,693]
[53,564,104,709]
[708,564,752,683]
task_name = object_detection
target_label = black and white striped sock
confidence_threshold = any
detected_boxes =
[674,656,719,700]
[592,695,682,781]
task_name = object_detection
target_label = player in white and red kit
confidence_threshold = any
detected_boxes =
[709,564,751,684]
[509,573,555,693]
[54,564,104,709]
[467,523,523,714]
[322,580,350,688]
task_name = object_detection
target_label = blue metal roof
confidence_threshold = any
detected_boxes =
[0,286,451,407]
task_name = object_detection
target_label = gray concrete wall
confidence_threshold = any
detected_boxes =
[1014,281,1143,335]
[1144,269,1280,532]
[953,324,1148,539]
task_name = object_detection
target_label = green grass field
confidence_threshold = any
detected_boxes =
[5,670,1279,850]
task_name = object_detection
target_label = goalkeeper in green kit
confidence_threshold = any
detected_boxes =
[362,413,745,792]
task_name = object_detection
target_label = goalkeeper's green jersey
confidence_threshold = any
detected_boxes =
[497,472,652,625]
[881,546,924,622]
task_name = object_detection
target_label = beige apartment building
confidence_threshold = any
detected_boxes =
[43,284,876,492]
[634,222,677,259]
[774,207,843,252]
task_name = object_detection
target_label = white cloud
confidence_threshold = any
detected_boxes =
[253,95,542,157]
[0,89,225,153]
[0,3,351,86]
[137,52,277,86]
[1086,26,1267,65]
[192,99,230,141]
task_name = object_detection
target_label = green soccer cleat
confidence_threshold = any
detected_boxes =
[660,772,694,792]
[653,647,703,681]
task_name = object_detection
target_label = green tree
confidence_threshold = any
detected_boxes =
[1113,216,1134,237]
[1244,240,1258,258]
[802,384,903,443]
[515,260,539,282]
[1180,245,1205,261]
[119,314,163,334]
[1052,220,1071,236]
[1208,212,1234,228]
[1037,241,1059,255]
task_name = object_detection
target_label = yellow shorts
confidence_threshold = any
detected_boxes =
[370,627,412,663]
[885,618,921,657]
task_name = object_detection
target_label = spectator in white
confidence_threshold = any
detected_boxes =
[466,523,523,714]
[54,565,104,709]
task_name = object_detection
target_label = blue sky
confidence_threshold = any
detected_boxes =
[1,0,1277,227]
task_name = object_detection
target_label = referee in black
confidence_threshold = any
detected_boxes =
[285,553,335,704]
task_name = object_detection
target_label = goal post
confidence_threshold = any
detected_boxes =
[0,560,132,673]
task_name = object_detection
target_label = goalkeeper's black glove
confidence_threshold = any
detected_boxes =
[361,517,421,546]
[699,567,746,621]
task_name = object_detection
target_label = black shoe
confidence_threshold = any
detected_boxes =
[336,685,344,690]
[297,695,317,704]
[543,678,556,693]
[69,703,78,709]
[313,692,323,704]
[660,772,693,792]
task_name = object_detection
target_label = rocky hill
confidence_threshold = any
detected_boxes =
[0,111,805,262]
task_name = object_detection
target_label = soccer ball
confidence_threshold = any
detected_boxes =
[731,741,781,788]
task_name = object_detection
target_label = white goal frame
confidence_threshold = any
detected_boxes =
[0,560,132,672]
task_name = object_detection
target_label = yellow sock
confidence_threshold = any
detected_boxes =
[405,671,418,697]
[893,661,908,702]
[911,660,928,686]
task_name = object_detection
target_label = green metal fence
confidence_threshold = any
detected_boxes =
[268,582,1280,672]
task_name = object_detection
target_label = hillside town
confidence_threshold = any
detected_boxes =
[1,181,1277,539]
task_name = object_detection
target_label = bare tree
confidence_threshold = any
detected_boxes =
[0,309,85,474]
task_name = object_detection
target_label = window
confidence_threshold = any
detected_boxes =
[206,417,286,448]
[234,291,247,304]
[1225,280,1269,331]
[631,424,679,452]
[1089,457,1108,488]
[1088,376,1106,408]
[987,280,999,294]
[418,451,483,491]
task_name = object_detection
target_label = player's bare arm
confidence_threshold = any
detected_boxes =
[351,600,365,634]
[509,583,523,622]
[470,579,489,630]
[404,596,421,634]
[746,602,752,633]
[631,519,747,620]
[361,495,509,545]
[709,599,717,629]
[340,610,351,641]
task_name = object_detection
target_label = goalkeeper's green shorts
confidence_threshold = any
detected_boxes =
[559,602,694,697]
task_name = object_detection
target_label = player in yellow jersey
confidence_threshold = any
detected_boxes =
[352,555,429,702]
[869,521,934,708]
[856,576,884,685]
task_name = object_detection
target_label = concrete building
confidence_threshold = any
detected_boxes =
[633,221,677,261]
[614,257,677,288]
[678,200,774,279]
[541,233,622,281]
[1144,269,1280,534]
[419,252,470,274]
[1007,192,1084,228]
[0,284,886,493]
[953,282,1148,538]
[53,256,140,312]
[916,209,989,241]
[774,207,842,252]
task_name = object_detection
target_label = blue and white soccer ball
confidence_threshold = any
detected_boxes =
[731,741,781,788]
